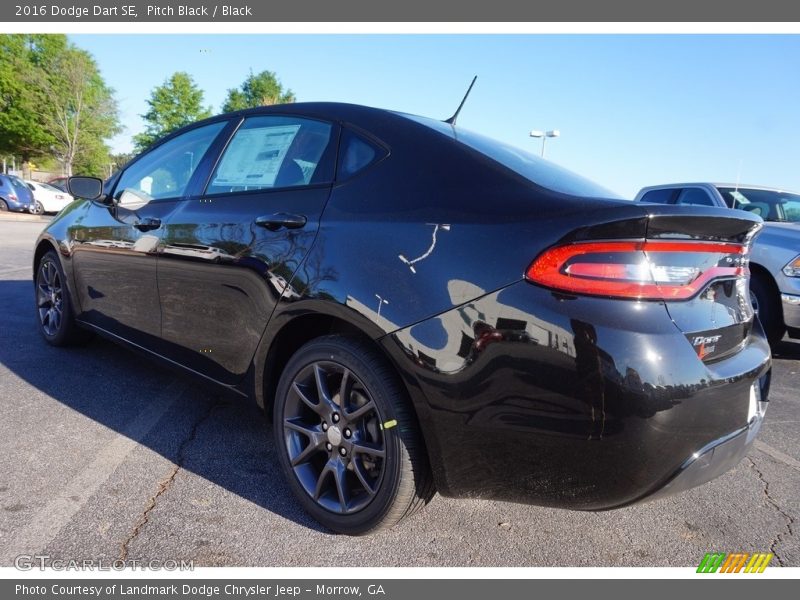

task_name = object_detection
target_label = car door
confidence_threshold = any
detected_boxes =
[70,120,229,348]
[156,114,339,385]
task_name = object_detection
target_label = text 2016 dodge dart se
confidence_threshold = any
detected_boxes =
[34,103,771,534]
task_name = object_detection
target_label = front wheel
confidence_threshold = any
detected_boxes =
[35,250,93,346]
[750,274,784,347]
[30,201,44,215]
[273,335,434,534]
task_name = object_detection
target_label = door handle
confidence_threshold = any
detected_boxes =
[255,213,307,231]
[133,217,161,232]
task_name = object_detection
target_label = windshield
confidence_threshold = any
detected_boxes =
[717,187,800,223]
[402,114,621,199]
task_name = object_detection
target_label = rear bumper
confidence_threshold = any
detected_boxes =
[643,410,764,505]
[781,293,800,330]
[383,279,772,510]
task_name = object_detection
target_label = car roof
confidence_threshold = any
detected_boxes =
[142,102,430,154]
[640,182,799,194]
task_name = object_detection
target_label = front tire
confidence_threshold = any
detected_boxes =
[750,273,784,347]
[273,335,433,534]
[35,250,92,346]
[30,201,44,215]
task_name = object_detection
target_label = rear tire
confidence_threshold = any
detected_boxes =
[0,199,8,211]
[750,273,784,347]
[35,250,93,346]
[273,335,434,534]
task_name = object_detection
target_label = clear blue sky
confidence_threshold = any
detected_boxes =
[72,34,800,198]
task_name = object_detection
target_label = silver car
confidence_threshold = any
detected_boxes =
[635,183,800,346]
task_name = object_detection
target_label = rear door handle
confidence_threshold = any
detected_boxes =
[255,213,307,231]
[133,217,161,232]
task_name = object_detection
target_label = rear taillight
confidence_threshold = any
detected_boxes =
[526,240,748,300]
[9,193,17,201]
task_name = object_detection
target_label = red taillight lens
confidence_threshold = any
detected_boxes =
[526,240,747,300]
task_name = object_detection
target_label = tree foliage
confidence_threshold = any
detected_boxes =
[0,34,119,177]
[133,71,212,152]
[221,70,295,113]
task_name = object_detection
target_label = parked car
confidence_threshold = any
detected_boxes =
[25,180,74,215]
[34,103,771,534]
[635,183,800,345]
[0,173,35,212]
[47,176,70,193]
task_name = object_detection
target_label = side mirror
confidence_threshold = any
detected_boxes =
[68,176,104,201]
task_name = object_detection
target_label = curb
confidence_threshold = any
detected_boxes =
[0,213,52,223]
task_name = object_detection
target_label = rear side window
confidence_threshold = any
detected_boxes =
[207,116,334,195]
[677,188,715,206]
[639,189,676,204]
[337,128,386,180]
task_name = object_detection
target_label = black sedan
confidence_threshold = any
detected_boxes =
[34,103,771,534]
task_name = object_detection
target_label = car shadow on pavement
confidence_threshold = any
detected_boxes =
[0,279,326,533]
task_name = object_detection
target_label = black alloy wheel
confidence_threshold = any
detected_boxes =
[274,335,433,534]
[35,250,92,346]
[283,361,386,514]
[37,258,64,337]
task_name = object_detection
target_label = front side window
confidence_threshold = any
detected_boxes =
[206,116,334,195]
[114,121,226,207]
[717,187,800,223]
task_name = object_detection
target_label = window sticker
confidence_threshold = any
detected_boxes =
[213,125,301,188]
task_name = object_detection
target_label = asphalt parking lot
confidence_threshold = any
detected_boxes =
[0,217,798,567]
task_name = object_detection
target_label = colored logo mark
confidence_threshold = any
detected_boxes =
[697,552,773,573]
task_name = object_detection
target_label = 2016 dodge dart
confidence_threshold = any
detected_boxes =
[34,102,771,534]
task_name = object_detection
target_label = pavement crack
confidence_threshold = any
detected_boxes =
[746,456,795,567]
[119,397,223,561]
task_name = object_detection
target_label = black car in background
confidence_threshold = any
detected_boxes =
[0,173,34,212]
[34,103,771,534]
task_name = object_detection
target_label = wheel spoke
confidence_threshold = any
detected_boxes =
[51,308,61,332]
[314,364,332,404]
[286,420,324,467]
[40,264,50,287]
[339,369,354,411]
[284,417,320,438]
[292,382,323,415]
[36,285,50,307]
[352,441,385,458]
[313,463,334,500]
[332,461,349,511]
[346,399,376,421]
[353,457,378,496]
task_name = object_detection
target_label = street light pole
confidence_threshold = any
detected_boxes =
[529,129,561,158]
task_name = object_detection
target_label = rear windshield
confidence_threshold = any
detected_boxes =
[7,176,30,192]
[717,187,800,223]
[402,114,620,199]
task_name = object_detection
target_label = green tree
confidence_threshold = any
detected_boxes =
[133,72,212,152]
[221,69,295,112]
[0,35,59,161]
[0,35,119,177]
[30,45,119,176]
